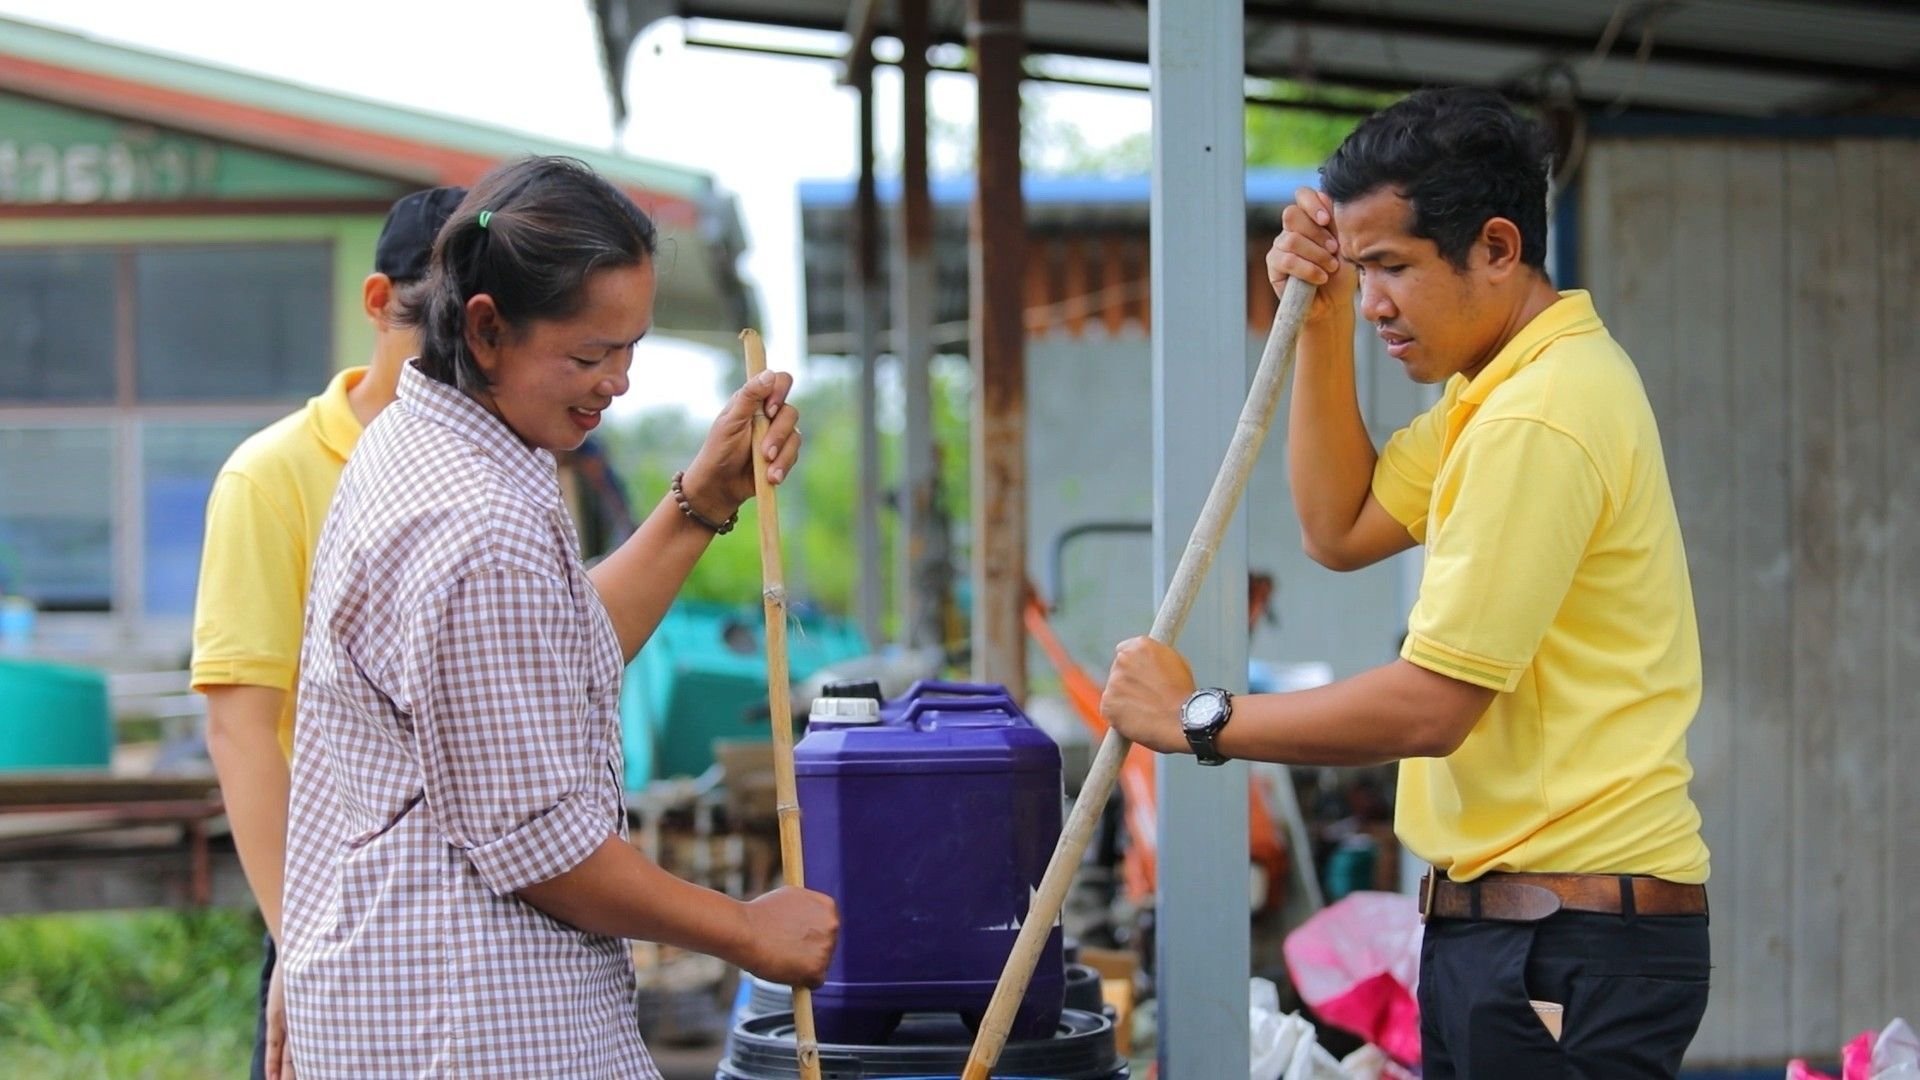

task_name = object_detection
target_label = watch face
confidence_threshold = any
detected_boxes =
[1182,691,1224,733]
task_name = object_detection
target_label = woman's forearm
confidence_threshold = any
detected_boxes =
[587,491,721,661]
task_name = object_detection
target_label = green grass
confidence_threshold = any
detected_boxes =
[1,1029,255,1080]
[0,909,262,1079]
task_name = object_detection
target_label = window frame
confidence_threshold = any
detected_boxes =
[0,239,336,410]
[0,237,335,636]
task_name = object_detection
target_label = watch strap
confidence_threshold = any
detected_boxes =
[1184,688,1231,766]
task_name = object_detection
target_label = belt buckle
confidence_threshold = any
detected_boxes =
[1419,869,1437,924]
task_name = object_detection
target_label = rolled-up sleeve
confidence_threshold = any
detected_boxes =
[402,568,615,895]
[1400,417,1611,693]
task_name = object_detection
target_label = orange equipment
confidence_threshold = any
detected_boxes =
[1023,585,1288,912]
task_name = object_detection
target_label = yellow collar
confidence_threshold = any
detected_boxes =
[1455,290,1604,406]
[307,366,367,463]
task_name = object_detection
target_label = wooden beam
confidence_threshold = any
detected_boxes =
[0,775,220,807]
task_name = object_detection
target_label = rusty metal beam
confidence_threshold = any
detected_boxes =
[969,0,1028,697]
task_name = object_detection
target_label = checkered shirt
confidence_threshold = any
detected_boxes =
[282,362,657,1079]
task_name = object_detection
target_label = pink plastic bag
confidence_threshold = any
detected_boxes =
[1786,1029,1878,1080]
[1281,891,1424,1066]
[1844,1029,1879,1080]
[1788,1056,1840,1080]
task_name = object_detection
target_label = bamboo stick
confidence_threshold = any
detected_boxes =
[962,277,1319,1079]
[741,329,822,1080]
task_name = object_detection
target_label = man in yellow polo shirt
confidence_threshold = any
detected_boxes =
[191,186,463,1080]
[1101,88,1709,1077]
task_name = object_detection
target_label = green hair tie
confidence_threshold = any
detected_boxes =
[477,210,493,229]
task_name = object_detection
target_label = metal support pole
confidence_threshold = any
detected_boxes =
[850,50,885,647]
[1149,1,1252,1076]
[896,0,941,651]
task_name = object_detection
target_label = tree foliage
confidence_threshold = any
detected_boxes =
[595,361,973,638]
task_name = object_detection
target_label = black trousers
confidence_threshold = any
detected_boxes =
[249,932,277,1080]
[1418,909,1710,1079]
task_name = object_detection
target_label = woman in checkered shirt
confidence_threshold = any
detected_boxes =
[279,156,836,1079]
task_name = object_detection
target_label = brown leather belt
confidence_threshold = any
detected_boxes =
[1419,869,1708,923]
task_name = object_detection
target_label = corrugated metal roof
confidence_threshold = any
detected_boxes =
[615,0,1920,117]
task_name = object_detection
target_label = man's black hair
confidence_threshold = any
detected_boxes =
[1321,88,1553,270]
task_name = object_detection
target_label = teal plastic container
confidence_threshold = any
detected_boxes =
[0,657,112,770]
[620,601,867,789]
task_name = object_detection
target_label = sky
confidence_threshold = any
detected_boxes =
[0,0,1152,422]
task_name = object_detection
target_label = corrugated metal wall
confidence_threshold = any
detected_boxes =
[1582,135,1920,1066]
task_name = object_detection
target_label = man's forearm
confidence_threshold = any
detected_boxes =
[1216,659,1494,767]
[204,686,291,940]
[1286,314,1379,555]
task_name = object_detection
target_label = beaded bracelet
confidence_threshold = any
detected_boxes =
[671,470,738,535]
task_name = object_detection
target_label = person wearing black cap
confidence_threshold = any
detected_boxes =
[189,185,465,1080]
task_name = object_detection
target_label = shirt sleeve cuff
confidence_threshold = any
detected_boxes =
[1400,631,1525,693]
[190,657,297,693]
[464,785,615,896]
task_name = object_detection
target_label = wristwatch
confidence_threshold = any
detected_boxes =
[1180,687,1233,766]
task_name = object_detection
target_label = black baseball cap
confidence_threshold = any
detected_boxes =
[373,186,467,283]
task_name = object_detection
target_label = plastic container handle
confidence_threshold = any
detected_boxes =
[899,694,1023,731]
[900,679,1010,701]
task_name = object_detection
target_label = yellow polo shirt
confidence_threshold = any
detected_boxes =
[1372,291,1709,884]
[191,368,366,760]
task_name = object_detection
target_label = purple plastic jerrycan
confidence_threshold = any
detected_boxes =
[796,680,1066,1046]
